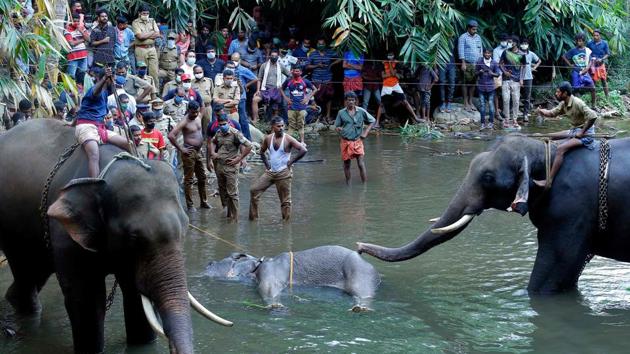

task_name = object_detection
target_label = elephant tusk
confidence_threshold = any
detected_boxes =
[431,214,475,234]
[188,292,234,327]
[141,295,166,338]
[429,217,440,223]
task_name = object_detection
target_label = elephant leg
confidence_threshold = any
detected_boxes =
[528,227,593,295]
[54,251,106,353]
[3,244,52,314]
[116,271,156,346]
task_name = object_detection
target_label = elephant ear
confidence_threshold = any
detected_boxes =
[47,178,107,252]
[509,156,530,216]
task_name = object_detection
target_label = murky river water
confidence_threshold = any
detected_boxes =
[2,121,630,353]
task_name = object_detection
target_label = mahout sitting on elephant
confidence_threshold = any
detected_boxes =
[358,134,630,294]
[0,119,230,354]
[205,245,381,311]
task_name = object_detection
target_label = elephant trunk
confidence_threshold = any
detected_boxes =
[139,247,193,354]
[358,184,479,262]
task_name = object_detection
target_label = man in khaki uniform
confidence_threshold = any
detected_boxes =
[135,60,158,102]
[132,4,160,87]
[159,32,180,83]
[212,69,240,122]
[162,67,184,97]
[152,98,177,164]
[164,87,189,122]
[208,114,252,220]
[115,61,152,104]
[192,64,214,134]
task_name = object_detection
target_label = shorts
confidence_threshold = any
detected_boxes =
[75,122,116,145]
[569,126,595,149]
[287,110,306,132]
[571,71,594,89]
[463,62,477,84]
[493,76,503,89]
[314,82,335,102]
[591,64,607,82]
[340,138,364,161]
[260,87,282,106]
[381,84,404,96]
[343,77,363,93]
[420,90,431,107]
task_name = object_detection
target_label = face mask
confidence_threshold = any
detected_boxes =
[248,47,256,53]
[186,58,196,66]
[182,82,192,90]
[153,109,162,116]
[387,55,394,60]
[520,44,529,50]
[233,61,240,68]
[175,75,182,83]
[120,104,128,111]
[141,15,149,21]
[316,45,325,51]
[137,69,147,76]
[270,56,278,63]
[500,41,508,48]
[219,124,229,133]
[174,96,183,104]
[115,75,127,85]
[46,82,53,90]
[223,79,232,87]
[106,121,114,129]
[207,52,215,60]
[146,122,156,129]
[167,40,176,48]
[194,73,204,80]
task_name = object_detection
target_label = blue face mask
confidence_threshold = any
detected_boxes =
[106,121,114,130]
[219,124,230,133]
[137,69,147,76]
[174,96,183,104]
[115,75,127,86]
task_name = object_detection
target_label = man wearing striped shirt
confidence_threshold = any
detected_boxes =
[458,20,483,112]
[64,12,90,80]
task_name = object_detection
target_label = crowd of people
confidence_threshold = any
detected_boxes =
[1,3,612,218]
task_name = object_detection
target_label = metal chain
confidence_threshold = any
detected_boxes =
[105,279,118,311]
[598,139,611,233]
[39,143,81,249]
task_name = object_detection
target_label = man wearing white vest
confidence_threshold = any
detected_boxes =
[253,48,290,122]
[249,117,307,221]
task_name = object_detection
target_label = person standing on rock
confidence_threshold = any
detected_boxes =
[334,91,375,184]
[458,20,483,112]
[249,117,307,221]
[476,48,501,130]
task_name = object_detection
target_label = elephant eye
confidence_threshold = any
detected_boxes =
[481,171,495,186]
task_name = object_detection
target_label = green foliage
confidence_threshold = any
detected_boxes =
[400,121,444,140]
[595,90,628,115]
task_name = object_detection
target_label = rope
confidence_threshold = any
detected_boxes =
[543,139,552,190]
[289,251,294,292]
[598,139,611,233]
[188,224,250,253]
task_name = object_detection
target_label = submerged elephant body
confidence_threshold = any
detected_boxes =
[206,246,381,310]
[0,120,225,353]
[359,135,630,294]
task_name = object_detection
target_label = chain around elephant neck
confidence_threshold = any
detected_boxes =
[598,139,611,233]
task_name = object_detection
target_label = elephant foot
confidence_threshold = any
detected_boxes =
[5,283,41,315]
[349,305,372,313]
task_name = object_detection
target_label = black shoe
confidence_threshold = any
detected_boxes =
[200,201,212,209]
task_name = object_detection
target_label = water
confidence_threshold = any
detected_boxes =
[3,126,630,353]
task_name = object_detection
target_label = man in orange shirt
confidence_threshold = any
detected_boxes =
[139,111,166,159]
[378,50,419,127]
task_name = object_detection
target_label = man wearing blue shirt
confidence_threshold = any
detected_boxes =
[75,67,131,177]
[114,16,134,66]
[306,38,341,122]
[229,53,259,140]
[563,32,596,107]
[458,20,483,112]
[587,29,610,99]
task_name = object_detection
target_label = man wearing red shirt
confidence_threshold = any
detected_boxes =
[140,111,166,159]
[64,12,90,80]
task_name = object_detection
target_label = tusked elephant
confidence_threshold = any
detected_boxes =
[358,134,630,294]
[0,120,231,353]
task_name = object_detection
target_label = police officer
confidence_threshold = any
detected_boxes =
[135,60,158,102]
[162,67,184,97]
[152,98,176,163]
[164,87,189,123]
[132,4,160,87]
[192,64,214,134]
[159,32,180,84]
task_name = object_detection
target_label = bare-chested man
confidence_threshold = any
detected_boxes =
[168,100,210,211]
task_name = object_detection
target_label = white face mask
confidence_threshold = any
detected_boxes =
[186,57,196,66]
[207,52,216,60]
[500,41,508,48]
[182,82,192,90]
[520,44,529,51]
[167,40,176,48]
[141,14,149,21]
[194,73,204,80]
[387,55,394,60]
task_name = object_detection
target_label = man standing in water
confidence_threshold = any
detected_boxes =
[533,82,598,188]
[168,101,211,211]
[334,91,375,184]
[249,117,307,221]
[209,114,253,221]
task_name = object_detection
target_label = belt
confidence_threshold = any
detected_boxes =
[136,44,154,48]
